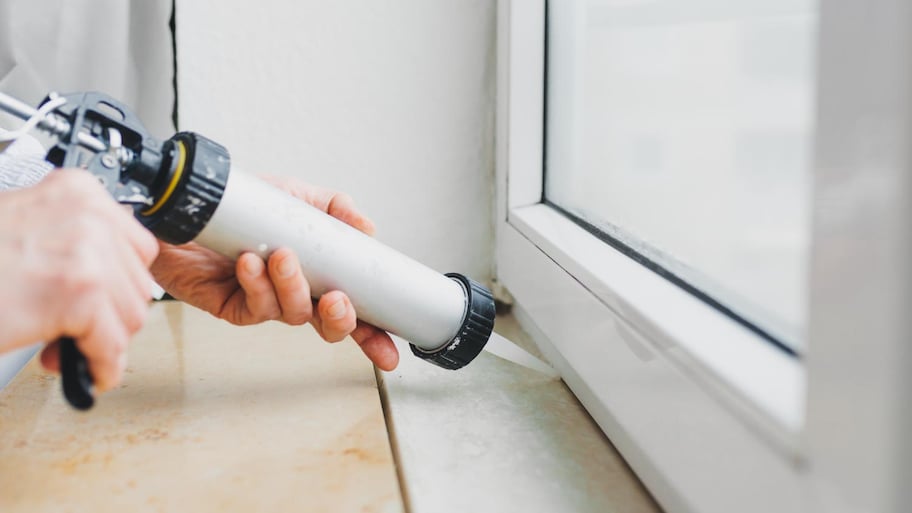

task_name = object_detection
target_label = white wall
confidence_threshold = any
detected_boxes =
[176,1,496,282]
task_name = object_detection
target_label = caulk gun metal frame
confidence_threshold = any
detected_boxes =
[0,91,496,410]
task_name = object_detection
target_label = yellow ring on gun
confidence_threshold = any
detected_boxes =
[142,140,187,216]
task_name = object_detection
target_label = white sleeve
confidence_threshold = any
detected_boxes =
[0,134,52,191]
[0,133,49,389]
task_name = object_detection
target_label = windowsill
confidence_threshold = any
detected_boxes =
[378,310,661,513]
[0,344,40,392]
[0,301,403,511]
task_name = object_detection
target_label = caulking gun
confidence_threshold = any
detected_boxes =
[0,91,499,410]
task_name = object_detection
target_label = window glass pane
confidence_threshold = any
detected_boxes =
[545,0,816,351]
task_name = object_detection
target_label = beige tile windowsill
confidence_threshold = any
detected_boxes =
[0,301,659,513]
[0,301,402,513]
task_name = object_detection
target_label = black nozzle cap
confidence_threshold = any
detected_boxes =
[409,273,496,370]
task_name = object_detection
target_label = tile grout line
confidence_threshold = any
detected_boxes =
[374,367,413,513]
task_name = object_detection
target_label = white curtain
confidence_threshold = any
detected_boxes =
[0,0,175,137]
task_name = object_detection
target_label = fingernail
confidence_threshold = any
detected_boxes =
[278,256,297,278]
[328,299,347,320]
[244,256,262,276]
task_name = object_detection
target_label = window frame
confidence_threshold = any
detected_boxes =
[494,1,912,512]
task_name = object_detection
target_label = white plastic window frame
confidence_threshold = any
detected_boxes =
[494,1,912,513]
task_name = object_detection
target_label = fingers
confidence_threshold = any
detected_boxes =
[60,286,144,393]
[234,250,320,325]
[325,193,375,236]
[49,206,150,391]
[313,291,357,342]
[49,169,158,307]
[182,244,399,369]
[39,340,60,373]
[53,298,132,393]
[350,321,399,371]
[108,228,157,324]
[259,176,375,235]
[75,301,130,392]
[235,253,282,324]
[57,169,159,261]
[113,212,160,267]
[72,215,152,338]
[266,248,313,325]
[319,308,400,371]
[309,290,398,370]
[10,169,154,393]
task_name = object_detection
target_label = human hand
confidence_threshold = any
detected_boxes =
[0,169,159,391]
[150,176,399,371]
